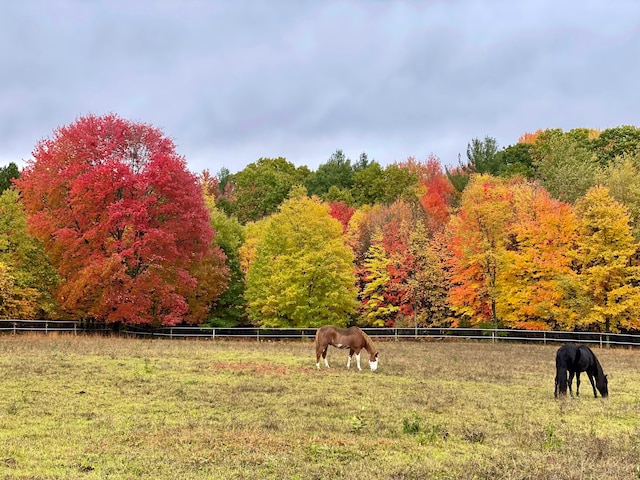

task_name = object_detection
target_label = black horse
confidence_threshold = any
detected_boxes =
[554,344,608,398]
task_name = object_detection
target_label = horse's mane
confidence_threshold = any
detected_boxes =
[361,330,377,354]
[586,346,606,377]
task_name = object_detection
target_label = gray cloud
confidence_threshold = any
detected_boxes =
[1,0,640,174]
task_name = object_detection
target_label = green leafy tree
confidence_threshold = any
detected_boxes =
[594,155,640,240]
[381,163,420,205]
[228,157,309,224]
[495,143,534,178]
[245,189,358,327]
[205,195,247,327]
[591,125,640,166]
[445,162,472,195]
[0,188,59,318]
[573,186,640,332]
[532,130,599,203]
[0,163,19,194]
[305,149,353,198]
[353,152,371,171]
[466,136,501,175]
[324,185,354,205]
[352,161,386,206]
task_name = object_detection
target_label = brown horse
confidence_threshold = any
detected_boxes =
[315,325,379,371]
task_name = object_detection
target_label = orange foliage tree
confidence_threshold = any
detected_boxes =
[447,175,515,327]
[16,114,229,326]
[518,129,543,144]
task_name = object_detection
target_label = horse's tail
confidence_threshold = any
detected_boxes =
[555,348,569,397]
[314,326,326,349]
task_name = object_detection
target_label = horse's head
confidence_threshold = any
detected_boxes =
[597,374,608,398]
[369,351,379,371]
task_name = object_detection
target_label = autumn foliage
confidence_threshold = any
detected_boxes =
[7,121,640,332]
[517,130,543,144]
[16,114,229,326]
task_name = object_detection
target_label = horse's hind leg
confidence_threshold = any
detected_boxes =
[323,347,330,368]
[316,344,329,369]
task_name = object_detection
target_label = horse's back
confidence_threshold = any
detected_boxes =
[316,325,364,346]
[316,325,345,342]
[556,344,579,367]
[578,345,601,371]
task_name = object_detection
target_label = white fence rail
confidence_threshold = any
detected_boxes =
[1,320,639,348]
[0,319,79,335]
[122,325,640,348]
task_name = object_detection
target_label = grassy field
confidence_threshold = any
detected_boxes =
[0,335,638,479]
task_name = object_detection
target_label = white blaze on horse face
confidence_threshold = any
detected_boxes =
[369,358,378,371]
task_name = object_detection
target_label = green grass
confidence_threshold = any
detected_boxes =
[0,335,638,479]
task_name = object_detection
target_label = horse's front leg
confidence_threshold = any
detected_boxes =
[355,351,362,371]
[587,373,598,398]
[568,371,575,397]
[347,349,354,369]
[575,372,581,397]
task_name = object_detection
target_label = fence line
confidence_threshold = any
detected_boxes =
[2,319,640,348]
[122,325,640,348]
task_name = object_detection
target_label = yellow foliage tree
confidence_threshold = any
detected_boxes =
[573,186,640,332]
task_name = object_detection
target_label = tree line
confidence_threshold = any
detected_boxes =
[2,116,640,332]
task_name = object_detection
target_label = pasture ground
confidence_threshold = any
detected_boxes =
[0,335,638,479]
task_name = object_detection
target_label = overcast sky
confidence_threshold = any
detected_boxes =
[2,1,639,175]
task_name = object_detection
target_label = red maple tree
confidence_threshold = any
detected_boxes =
[418,156,455,232]
[328,200,355,234]
[16,114,229,326]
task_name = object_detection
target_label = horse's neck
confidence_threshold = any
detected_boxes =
[593,357,605,378]
[362,332,375,354]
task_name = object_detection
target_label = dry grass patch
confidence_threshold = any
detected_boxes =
[0,335,638,479]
